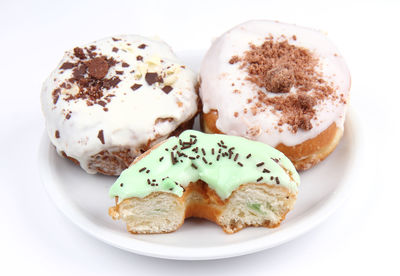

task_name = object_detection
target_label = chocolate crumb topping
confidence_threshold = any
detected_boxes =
[112,47,119,53]
[162,85,173,94]
[131,83,142,91]
[55,130,60,139]
[264,65,295,93]
[121,62,129,68]
[229,56,239,64]
[136,55,143,61]
[73,47,86,59]
[86,57,109,80]
[234,36,335,132]
[138,44,147,49]
[112,37,121,41]
[97,130,105,144]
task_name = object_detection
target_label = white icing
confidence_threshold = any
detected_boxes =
[200,20,351,147]
[41,35,198,173]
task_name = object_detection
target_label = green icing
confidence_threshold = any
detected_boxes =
[109,130,300,202]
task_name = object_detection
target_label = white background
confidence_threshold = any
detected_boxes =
[1,0,399,275]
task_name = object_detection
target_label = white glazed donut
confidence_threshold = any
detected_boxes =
[41,35,199,175]
[200,20,351,170]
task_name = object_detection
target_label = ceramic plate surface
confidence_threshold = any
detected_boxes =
[39,50,358,260]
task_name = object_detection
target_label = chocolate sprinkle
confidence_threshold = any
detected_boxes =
[159,156,164,162]
[202,157,208,164]
[97,130,105,144]
[139,167,146,172]
[257,177,263,182]
[136,55,143,61]
[191,163,198,169]
[121,62,129,68]
[246,153,252,159]
[112,47,119,53]
[256,162,264,167]
[55,130,60,139]
[120,183,124,187]
[171,152,177,165]
[234,153,239,162]
[237,162,243,167]
[263,169,270,173]
[138,44,147,49]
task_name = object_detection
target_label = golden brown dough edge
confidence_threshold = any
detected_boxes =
[201,109,343,171]
[109,180,297,234]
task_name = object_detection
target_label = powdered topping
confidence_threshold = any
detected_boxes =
[232,35,335,132]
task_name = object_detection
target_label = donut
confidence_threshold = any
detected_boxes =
[199,20,351,170]
[41,35,199,175]
[108,130,300,234]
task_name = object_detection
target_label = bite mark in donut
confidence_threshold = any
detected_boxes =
[108,130,300,234]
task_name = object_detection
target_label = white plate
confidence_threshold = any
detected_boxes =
[38,50,359,260]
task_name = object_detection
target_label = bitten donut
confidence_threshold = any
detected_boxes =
[200,20,351,170]
[41,35,198,175]
[109,130,299,234]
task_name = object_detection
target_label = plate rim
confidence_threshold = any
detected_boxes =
[38,109,360,260]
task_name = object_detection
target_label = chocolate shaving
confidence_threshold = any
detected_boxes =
[162,85,173,94]
[86,57,109,79]
[60,62,75,70]
[73,47,86,59]
[97,130,105,144]
[131,83,142,91]
[52,88,60,104]
[145,72,162,85]
[235,36,335,132]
